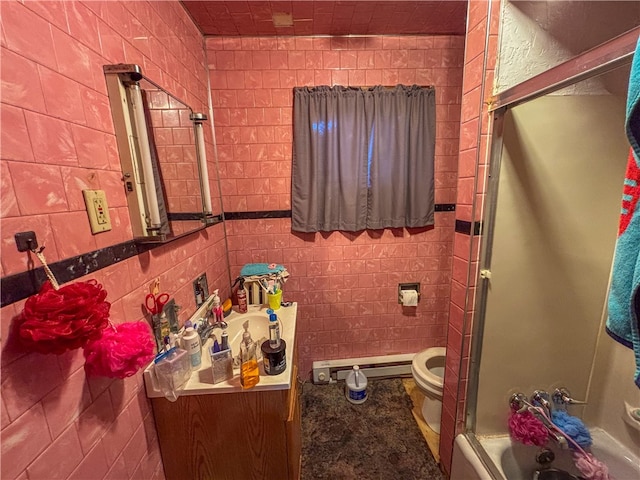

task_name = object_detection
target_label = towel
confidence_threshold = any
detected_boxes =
[606,36,640,388]
[240,263,286,277]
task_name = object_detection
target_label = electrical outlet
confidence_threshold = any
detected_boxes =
[83,189,112,234]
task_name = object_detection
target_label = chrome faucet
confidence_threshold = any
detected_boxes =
[531,390,552,417]
[205,308,227,330]
[552,387,587,407]
[511,390,568,449]
[210,319,227,329]
[536,414,568,449]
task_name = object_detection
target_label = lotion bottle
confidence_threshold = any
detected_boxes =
[182,327,202,369]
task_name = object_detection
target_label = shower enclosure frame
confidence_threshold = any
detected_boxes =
[459,25,640,476]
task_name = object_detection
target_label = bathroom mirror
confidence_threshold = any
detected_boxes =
[104,64,216,243]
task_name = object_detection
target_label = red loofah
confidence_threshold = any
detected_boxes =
[83,321,155,379]
[508,410,549,446]
[19,280,110,355]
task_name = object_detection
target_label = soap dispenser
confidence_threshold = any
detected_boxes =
[211,289,223,325]
[240,321,260,389]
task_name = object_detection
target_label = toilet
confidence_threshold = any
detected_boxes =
[411,347,446,434]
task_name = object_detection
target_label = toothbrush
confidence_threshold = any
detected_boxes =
[258,279,270,293]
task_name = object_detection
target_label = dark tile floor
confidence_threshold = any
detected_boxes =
[301,378,444,480]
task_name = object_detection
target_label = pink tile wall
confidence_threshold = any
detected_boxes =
[1,1,227,479]
[440,0,501,473]
[206,34,464,378]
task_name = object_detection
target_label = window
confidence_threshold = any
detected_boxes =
[292,85,436,232]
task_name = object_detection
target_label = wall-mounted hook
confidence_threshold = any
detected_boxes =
[15,231,38,252]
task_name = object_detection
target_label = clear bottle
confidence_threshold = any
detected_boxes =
[158,311,171,340]
[268,313,281,348]
[240,323,260,389]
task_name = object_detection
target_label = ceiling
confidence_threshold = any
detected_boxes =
[181,1,468,36]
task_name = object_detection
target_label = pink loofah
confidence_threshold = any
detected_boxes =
[529,406,611,480]
[508,410,549,446]
[573,451,610,480]
[83,321,155,378]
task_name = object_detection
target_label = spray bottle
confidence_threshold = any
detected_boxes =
[237,278,248,313]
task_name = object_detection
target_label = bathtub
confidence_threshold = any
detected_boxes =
[451,429,640,480]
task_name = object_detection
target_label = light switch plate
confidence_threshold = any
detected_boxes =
[83,189,112,234]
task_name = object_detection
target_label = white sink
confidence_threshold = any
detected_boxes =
[224,312,271,356]
[143,303,298,398]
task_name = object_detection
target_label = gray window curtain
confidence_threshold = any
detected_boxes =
[292,85,435,233]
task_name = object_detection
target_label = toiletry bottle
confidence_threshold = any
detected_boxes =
[211,289,223,325]
[195,281,204,307]
[268,313,281,348]
[237,278,248,313]
[159,311,171,340]
[221,330,230,354]
[182,327,202,369]
[240,323,260,389]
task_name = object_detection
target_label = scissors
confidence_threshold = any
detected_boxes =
[145,292,169,315]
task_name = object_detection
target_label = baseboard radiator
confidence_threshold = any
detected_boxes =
[312,353,416,384]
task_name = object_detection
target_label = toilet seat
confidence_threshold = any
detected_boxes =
[411,347,445,396]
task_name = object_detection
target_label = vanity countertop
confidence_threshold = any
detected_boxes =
[143,302,298,398]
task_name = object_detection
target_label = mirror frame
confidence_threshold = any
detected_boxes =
[103,64,216,244]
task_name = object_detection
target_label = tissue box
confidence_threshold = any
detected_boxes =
[210,348,233,384]
[154,348,191,394]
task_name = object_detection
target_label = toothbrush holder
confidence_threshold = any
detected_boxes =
[267,290,282,310]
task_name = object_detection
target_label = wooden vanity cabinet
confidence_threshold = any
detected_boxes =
[151,364,301,480]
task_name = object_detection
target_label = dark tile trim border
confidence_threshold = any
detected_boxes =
[0,216,224,308]
[2,206,458,307]
[1,240,149,307]
[455,219,482,236]
[225,204,455,220]
[435,204,456,212]
[168,212,211,221]
[224,210,292,220]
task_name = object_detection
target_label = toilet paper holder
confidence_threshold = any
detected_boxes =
[398,283,421,304]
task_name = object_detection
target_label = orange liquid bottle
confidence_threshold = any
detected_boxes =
[240,323,260,389]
